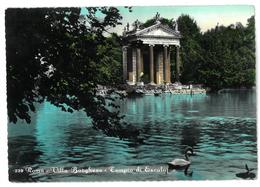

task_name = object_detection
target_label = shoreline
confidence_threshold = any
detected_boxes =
[97,84,256,97]
[97,83,207,97]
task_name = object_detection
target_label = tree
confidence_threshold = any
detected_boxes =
[199,16,255,90]
[176,15,204,84]
[6,7,139,139]
[97,33,123,86]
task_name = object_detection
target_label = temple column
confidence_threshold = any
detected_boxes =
[132,48,137,83]
[176,46,180,82]
[163,45,168,83]
[149,44,154,83]
[136,47,142,82]
[155,51,160,84]
[166,46,171,83]
[140,50,144,74]
[156,49,163,84]
[122,46,128,82]
[159,50,164,84]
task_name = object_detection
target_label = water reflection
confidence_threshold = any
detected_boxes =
[180,121,200,148]
[8,90,257,181]
[8,135,42,182]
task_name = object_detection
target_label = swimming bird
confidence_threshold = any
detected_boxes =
[236,164,256,179]
[167,147,194,169]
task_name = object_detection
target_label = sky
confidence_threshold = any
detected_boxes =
[82,5,254,35]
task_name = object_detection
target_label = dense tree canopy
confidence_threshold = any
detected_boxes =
[198,16,255,90]
[176,15,255,90]
[177,15,204,83]
[6,7,138,139]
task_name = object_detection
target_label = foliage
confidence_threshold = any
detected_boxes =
[6,7,138,139]
[176,15,204,83]
[97,33,123,86]
[174,15,255,90]
[198,16,255,90]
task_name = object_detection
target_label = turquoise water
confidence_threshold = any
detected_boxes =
[8,90,257,181]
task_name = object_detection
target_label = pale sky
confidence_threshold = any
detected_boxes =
[82,5,255,35]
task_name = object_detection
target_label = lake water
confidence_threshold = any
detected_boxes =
[8,90,257,181]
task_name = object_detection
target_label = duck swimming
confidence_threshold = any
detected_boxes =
[167,147,194,169]
[236,164,256,179]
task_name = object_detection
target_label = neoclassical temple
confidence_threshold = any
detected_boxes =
[122,13,181,85]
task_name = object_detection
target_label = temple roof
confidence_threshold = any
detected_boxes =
[125,22,181,39]
[123,13,181,46]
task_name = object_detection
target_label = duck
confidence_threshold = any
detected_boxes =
[167,147,194,169]
[236,164,256,179]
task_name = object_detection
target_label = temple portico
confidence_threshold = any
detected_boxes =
[122,13,182,85]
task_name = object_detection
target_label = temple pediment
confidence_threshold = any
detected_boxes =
[124,23,181,46]
[141,27,175,37]
[135,24,181,38]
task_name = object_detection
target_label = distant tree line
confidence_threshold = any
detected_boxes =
[178,15,255,91]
